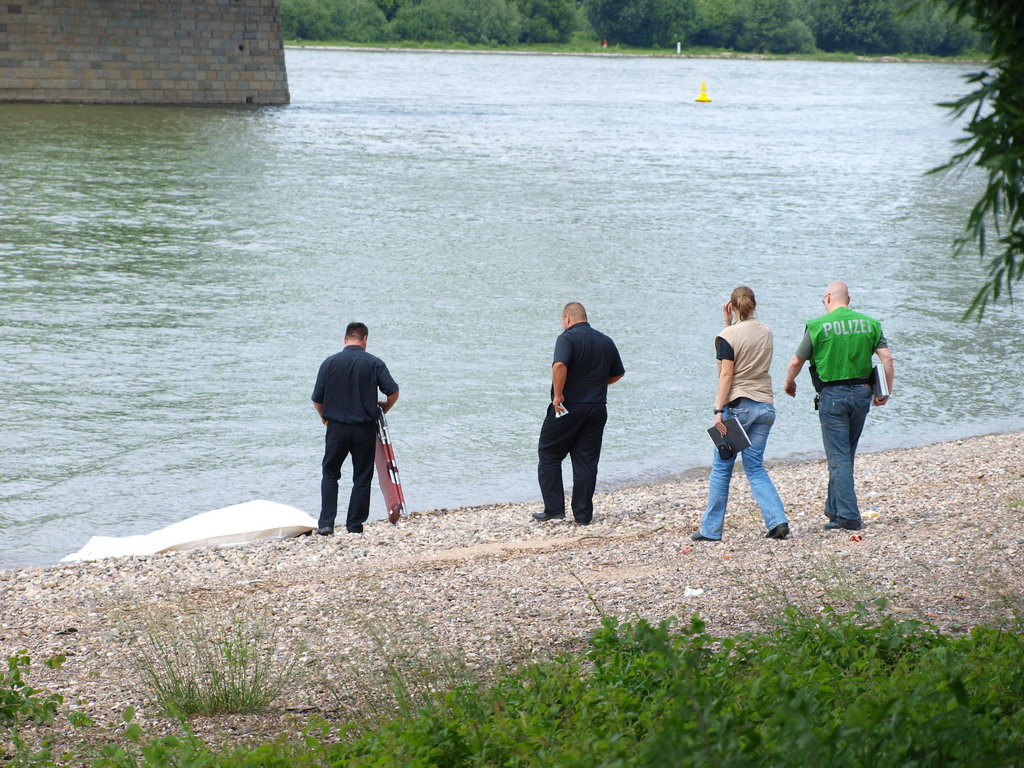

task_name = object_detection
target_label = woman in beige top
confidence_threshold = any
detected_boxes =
[692,286,789,542]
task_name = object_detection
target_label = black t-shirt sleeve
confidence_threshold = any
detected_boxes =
[715,336,735,361]
[311,359,328,402]
[553,334,573,366]
[608,340,625,377]
[377,361,399,396]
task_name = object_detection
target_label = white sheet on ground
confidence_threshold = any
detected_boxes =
[61,500,317,563]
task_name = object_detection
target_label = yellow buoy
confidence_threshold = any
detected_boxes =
[695,80,712,103]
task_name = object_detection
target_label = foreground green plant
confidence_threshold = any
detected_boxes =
[14,606,1024,766]
[935,0,1024,317]
[2,652,69,767]
[122,607,296,717]
[2,652,65,726]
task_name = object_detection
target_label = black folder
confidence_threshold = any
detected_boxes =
[707,417,751,458]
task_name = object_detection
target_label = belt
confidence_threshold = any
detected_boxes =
[820,377,871,388]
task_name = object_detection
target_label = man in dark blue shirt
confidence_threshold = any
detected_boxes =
[312,322,399,534]
[534,302,625,525]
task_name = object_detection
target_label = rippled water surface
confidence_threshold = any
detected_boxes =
[1,50,1017,568]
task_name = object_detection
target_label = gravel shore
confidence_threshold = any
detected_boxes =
[3,431,1023,750]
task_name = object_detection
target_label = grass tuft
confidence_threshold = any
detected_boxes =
[122,606,296,718]
[316,590,483,731]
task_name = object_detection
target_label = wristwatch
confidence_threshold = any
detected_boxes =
[713,409,725,414]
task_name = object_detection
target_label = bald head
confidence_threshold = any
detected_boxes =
[562,302,588,323]
[827,281,849,301]
[824,281,850,312]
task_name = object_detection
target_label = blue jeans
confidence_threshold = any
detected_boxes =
[699,399,787,540]
[818,384,873,525]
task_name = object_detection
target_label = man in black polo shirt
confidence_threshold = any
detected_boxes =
[534,302,625,526]
[312,322,399,535]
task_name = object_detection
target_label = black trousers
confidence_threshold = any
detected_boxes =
[537,402,608,524]
[320,420,376,532]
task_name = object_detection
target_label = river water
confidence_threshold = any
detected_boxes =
[1,49,1018,569]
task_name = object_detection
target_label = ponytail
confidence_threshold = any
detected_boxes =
[731,286,756,322]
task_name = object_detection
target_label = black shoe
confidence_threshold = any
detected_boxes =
[766,523,790,540]
[346,525,364,534]
[532,511,566,521]
[316,527,334,536]
[824,520,861,531]
[575,519,592,526]
[691,532,721,542]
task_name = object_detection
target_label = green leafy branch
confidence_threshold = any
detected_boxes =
[931,0,1024,318]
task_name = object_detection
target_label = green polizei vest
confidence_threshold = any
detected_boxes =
[806,307,881,383]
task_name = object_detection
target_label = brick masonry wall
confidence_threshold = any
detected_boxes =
[0,0,289,104]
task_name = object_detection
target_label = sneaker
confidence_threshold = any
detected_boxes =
[691,532,721,542]
[765,523,790,540]
[824,520,861,531]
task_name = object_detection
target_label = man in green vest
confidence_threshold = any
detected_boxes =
[784,281,895,531]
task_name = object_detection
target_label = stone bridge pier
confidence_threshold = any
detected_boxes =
[0,0,289,105]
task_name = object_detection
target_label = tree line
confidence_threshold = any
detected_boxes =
[280,0,981,56]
